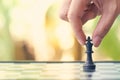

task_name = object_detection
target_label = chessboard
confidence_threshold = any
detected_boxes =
[0,61,120,80]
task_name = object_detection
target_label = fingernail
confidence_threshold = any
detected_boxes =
[93,36,102,47]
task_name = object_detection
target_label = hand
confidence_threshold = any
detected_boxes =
[59,0,120,47]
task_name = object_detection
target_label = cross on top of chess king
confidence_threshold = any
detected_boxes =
[83,36,96,72]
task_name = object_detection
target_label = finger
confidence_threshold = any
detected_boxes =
[67,0,90,45]
[81,3,98,24]
[92,11,118,47]
[81,11,96,25]
[59,0,72,21]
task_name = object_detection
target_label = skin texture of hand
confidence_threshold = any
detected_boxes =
[59,0,120,47]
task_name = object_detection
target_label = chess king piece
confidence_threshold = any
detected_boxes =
[83,36,96,72]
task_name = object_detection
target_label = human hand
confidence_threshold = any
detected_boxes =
[59,0,120,47]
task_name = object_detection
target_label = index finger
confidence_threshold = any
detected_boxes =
[67,0,90,45]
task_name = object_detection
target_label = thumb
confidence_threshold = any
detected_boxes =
[92,10,118,47]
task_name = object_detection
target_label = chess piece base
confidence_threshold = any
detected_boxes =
[83,64,96,72]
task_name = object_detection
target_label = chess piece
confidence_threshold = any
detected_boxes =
[83,36,96,72]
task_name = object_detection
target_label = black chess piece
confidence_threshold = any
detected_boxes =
[83,36,96,72]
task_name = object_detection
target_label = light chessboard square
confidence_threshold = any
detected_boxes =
[0,61,119,80]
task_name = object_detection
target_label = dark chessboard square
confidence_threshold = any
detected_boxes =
[0,61,119,80]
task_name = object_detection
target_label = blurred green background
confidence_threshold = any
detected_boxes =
[0,0,120,61]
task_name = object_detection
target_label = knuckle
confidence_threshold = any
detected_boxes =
[59,12,67,20]
[108,2,118,15]
[67,13,73,21]
[67,12,79,21]
[111,5,118,14]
